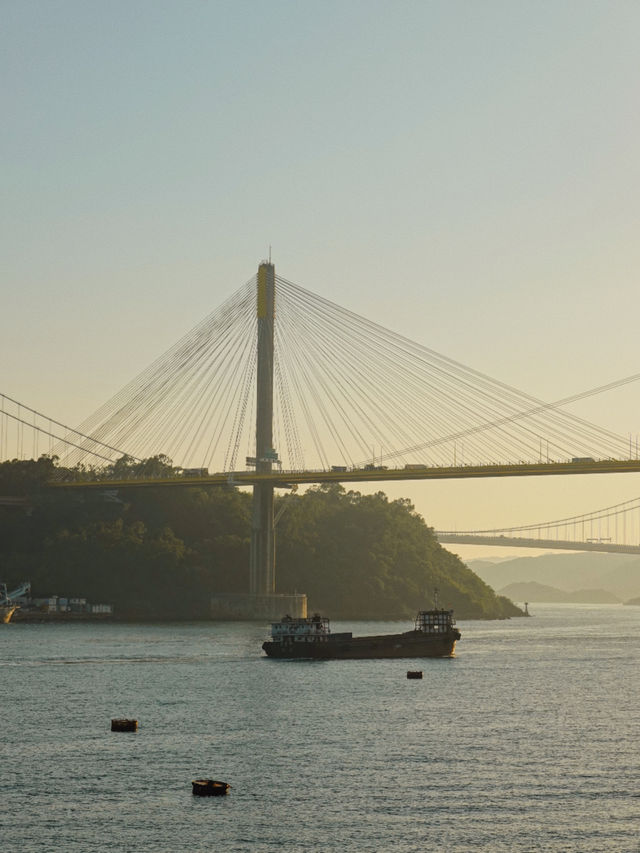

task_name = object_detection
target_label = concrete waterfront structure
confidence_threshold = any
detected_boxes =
[210,592,307,621]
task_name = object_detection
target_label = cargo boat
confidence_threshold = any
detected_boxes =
[262,606,461,660]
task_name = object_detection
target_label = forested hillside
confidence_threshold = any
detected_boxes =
[275,484,519,618]
[0,457,520,620]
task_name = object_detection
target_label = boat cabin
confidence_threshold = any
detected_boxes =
[414,609,456,634]
[271,614,331,641]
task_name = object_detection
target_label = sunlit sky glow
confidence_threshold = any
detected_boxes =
[3,1,639,558]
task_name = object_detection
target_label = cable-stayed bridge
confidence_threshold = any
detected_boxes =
[2,261,640,612]
[2,279,639,484]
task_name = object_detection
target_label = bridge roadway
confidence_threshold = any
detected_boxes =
[48,458,640,490]
[436,533,640,555]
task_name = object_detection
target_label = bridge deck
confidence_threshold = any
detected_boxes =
[48,458,640,489]
[436,533,640,555]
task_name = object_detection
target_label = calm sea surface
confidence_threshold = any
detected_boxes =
[2,604,639,852]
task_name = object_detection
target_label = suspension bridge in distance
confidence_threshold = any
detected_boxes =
[436,493,640,555]
[436,535,640,555]
[3,259,640,615]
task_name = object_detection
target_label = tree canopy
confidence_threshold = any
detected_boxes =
[0,457,520,620]
[275,484,518,618]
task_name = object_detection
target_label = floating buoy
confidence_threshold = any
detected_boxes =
[192,779,230,797]
[111,718,138,732]
[406,670,423,679]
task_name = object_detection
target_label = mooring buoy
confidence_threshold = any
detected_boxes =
[111,718,138,732]
[192,779,230,797]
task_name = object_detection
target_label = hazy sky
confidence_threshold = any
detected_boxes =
[3,1,640,558]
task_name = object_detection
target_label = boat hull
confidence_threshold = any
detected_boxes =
[262,629,459,660]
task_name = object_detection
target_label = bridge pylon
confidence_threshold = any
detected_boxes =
[212,260,306,620]
[250,260,276,595]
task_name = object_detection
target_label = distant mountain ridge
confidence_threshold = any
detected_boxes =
[467,553,640,601]
[498,581,620,604]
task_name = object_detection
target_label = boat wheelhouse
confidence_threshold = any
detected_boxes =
[271,614,331,642]
[414,608,457,634]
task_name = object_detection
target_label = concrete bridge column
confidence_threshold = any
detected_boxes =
[250,261,276,595]
[212,260,306,619]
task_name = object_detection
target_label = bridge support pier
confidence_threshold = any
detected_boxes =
[250,482,274,594]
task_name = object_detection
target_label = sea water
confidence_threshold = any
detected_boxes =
[2,604,639,852]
